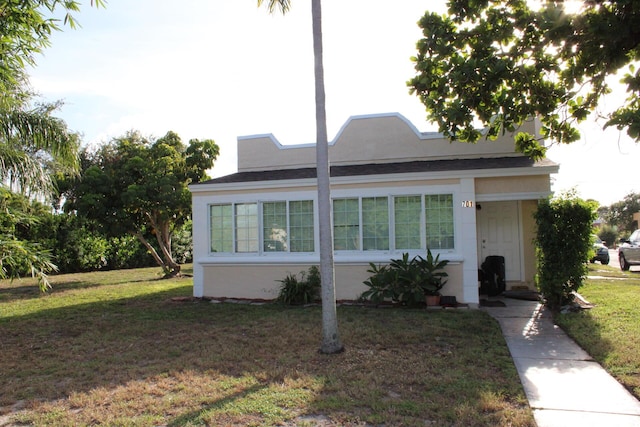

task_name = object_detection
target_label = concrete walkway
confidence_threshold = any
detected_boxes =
[482,298,640,427]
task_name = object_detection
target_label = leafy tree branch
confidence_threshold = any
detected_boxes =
[408,0,640,159]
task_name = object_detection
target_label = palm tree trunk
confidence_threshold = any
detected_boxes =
[312,0,343,354]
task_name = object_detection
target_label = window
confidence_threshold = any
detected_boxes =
[210,204,233,253]
[362,197,389,250]
[208,193,454,256]
[330,194,453,252]
[425,194,454,249]
[394,195,422,250]
[235,203,258,252]
[209,200,314,255]
[263,201,288,252]
[333,198,360,250]
[289,200,315,252]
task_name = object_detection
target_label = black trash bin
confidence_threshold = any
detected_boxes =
[480,255,506,297]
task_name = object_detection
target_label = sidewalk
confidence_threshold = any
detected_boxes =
[482,298,640,427]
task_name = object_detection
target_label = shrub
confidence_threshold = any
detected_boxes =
[106,235,155,270]
[53,216,155,273]
[534,193,596,309]
[55,225,109,272]
[171,219,193,264]
[360,263,397,304]
[360,250,449,306]
[276,266,321,305]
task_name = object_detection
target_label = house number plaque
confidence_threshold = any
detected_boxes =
[461,200,474,208]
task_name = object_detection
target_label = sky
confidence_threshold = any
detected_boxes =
[28,0,640,206]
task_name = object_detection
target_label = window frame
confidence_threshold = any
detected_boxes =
[208,198,316,256]
[207,185,458,258]
[330,190,456,254]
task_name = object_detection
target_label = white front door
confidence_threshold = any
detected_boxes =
[477,201,522,281]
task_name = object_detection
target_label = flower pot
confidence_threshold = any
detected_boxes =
[425,295,441,306]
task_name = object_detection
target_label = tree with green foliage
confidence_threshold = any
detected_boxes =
[258,0,343,354]
[597,224,618,248]
[0,0,105,93]
[604,192,640,236]
[1,0,103,186]
[534,193,597,309]
[0,95,79,290]
[0,188,57,290]
[1,0,103,289]
[1,100,81,197]
[1,0,104,190]
[66,131,218,277]
[408,0,640,159]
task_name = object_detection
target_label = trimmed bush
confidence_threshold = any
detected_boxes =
[534,193,596,309]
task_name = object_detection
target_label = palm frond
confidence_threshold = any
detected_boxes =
[0,104,80,169]
[257,0,291,14]
[0,236,58,292]
[0,144,54,195]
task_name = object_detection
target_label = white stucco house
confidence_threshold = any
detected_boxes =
[189,113,558,307]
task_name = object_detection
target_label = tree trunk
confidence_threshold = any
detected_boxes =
[154,219,181,276]
[145,212,181,277]
[132,231,165,268]
[132,228,180,278]
[312,0,343,354]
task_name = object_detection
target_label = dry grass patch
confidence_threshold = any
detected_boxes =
[1,267,533,426]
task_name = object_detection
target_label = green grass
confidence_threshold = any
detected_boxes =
[555,263,640,399]
[0,266,534,426]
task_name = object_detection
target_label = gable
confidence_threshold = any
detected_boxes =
[235,113,540,172]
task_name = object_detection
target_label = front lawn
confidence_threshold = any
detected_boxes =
[555,263,640,399]
[0,266,533,426]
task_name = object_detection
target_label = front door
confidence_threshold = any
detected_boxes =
[477,201,522,281]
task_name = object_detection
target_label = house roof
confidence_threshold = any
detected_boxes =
[194,156,558,186]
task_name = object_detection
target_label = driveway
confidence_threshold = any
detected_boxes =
[609,248,620,270]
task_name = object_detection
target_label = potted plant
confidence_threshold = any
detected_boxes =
[415,249,449,306]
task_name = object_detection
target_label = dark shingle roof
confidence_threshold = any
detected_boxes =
[195,156,557,186]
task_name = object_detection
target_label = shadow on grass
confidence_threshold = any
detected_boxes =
[557,272,634,362]
[1,282,533,426]
[555,276,640,399]
[166,384,268,427]
[0,265,193,301]
[555,308,615,362]
[0,276,160,300]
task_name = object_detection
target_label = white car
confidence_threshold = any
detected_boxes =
[619,229,640,271]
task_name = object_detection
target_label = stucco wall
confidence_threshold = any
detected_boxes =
[201,262,465,303]
[475,175,551,195]
[237,114,538,172]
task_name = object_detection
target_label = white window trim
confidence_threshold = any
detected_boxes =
[205,183,462,261]
[207,191,318,257]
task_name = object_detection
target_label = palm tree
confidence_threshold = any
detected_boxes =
[0,188,58,291]
[0,100,80,197]
[0,0,104,193]
[0,95,78,291]
[257,0,291,13]
[258,0,343,353]
[0,0,103,291]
